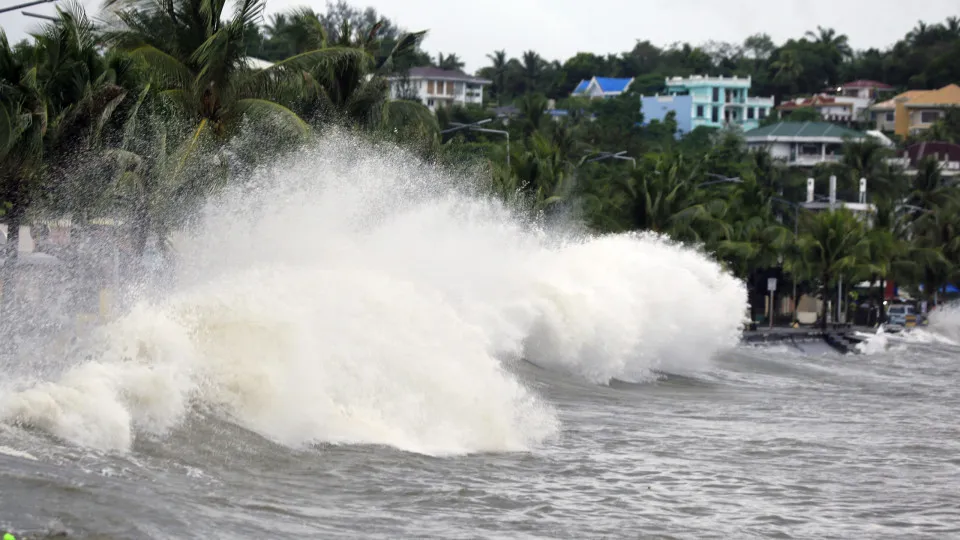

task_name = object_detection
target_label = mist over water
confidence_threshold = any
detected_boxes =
[0,133,747,455]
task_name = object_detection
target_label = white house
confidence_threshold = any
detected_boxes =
[744,121,869,167]
[387,67,491,112]
[777,94,874,123]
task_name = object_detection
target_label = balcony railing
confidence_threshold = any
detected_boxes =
[746,96,775,107]
[787,154,842,167]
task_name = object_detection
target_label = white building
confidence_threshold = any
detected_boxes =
[744,121,869,167]
[387,67,491,112]
[777,94,873,123]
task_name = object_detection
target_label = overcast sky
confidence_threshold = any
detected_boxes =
[2,0,957,73]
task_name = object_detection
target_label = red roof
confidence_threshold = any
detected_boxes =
[841,80,893,90]
[905,142,960,163]
[777,95,842,110]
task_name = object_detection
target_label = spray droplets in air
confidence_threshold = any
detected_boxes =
[0,133,747,454]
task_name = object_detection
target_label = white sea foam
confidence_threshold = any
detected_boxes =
[0,134,747,453]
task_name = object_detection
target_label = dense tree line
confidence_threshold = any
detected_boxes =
[475,20,960,103]
[2,0,960,337]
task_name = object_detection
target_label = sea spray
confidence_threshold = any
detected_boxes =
[0,133,746,453]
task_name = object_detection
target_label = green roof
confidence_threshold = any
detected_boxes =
[744,121,865,139]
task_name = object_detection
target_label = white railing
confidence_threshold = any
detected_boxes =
[788,155,842,166]
[746,96,775,107]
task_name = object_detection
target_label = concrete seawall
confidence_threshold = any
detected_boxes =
[741,327,872,355]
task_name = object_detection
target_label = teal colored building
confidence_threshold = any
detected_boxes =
[642,75,775,132]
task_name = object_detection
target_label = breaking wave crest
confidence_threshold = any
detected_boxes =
[0,134,747,454]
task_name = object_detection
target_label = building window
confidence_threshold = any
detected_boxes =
[427,99,435,107]
[747,107,755,120]
[920,111,941,124]
[711,106,719,123]
[712,87,720,102]
[886,112,894,121]
[758,108,767,119]
[696,105,704,117]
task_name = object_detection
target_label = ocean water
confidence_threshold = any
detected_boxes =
[1,135,958,539]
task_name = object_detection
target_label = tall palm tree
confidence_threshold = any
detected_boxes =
[521,50,544,94]
[434,52,464,71]
[804,26,852,59]
[486,49,508,105]
[283,19,437,146]
[620,152,727,244]
[795,209,871,329]
[260,8,327,60]
[838,138,903,202]
[101,0,359,146]
[1,31,47,259]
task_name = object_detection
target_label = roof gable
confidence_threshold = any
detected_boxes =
[594,77,633,93]
[400,67,491,84]
[572,79,589,94]
[745,121,865,139]
[909,84,960,106]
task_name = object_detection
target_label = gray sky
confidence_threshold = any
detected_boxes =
[2,0,957,73]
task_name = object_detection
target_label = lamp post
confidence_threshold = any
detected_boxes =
[21,10,56,19]
[579,151,635,168]
[772,196,801,320]
[441,118,510,168]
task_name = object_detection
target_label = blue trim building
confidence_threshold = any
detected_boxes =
[640,75,775,133]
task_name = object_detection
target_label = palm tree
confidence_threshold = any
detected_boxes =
[837,138,903,202]
[521,50,544,94]
[260,8,327,60]
[620,153,727,244]
[293,18,436,139]
[497,132,574,213]
[770,49,802,93]
[0,32,47,263]
[101,0,356,147]
[795,209,871,329]
[435,52,464,71]
[804,26,852,59]
[486,50,508,105]
[517,93,547,139]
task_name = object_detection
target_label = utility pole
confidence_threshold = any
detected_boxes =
[441,119,510,168]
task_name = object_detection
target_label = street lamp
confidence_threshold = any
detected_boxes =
[772,196,801,318]
[441,118,510,168]
[21,10,56,19]
[0,0,55,14]
[579,151,635,168]
[698,173,743,187]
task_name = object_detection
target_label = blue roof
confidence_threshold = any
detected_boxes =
[572,80,589,94]
[594,77,633,93]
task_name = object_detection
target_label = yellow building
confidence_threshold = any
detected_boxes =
[869,84,960,137]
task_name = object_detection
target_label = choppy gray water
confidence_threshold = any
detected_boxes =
[2,337,958,540]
